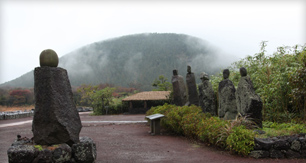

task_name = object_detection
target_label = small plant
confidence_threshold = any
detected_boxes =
[34,145,43,151]
[226,125,255,156]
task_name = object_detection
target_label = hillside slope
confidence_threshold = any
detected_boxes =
[1,33,231,90]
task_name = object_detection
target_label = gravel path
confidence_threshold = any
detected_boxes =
[0,113,305,163]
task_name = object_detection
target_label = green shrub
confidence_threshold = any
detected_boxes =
[146,103,174,116]
[146,104,202,135]
[182,112,209,138]
[163,105,202,134]
[198,116,229,146]
[226,125,255,156]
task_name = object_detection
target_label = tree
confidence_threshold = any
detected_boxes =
[91,87,116,115]
[152,75,172,91]
[9,89,33,106]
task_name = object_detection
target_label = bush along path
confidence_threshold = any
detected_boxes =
[146,104,306,159]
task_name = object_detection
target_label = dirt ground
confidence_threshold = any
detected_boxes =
[0,113,305,163]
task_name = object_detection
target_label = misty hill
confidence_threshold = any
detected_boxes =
[1,33,232,90]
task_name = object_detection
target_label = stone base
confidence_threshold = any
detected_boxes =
[7,136,96,163]
[250,134,306,159]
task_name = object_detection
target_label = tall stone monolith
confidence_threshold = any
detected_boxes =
[218,69,237,120]
[32,49,82,146]
[198,72,217,116]
[236,67,263,127]
[186,65,199,106]
[171,69,187,106]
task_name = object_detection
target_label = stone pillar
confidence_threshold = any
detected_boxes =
[199,72,217,116]
[172,69,187,106]
[8,49,96,163]
[218,69,237,120]
[32,49,82,146]
[186,66,199,106]
[236,67,263,127]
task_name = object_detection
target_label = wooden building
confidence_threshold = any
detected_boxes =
[122,91,171,114]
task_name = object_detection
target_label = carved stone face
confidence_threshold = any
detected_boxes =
[187,65,191,73]
[223,69,230,79]
[240,67,247,77]
[173,69,178,76]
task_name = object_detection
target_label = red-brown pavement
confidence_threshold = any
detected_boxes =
[0,112,305,163]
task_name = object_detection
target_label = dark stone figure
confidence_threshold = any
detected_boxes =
[186,65,199,106]
[32,50,82,146]
[236,67,263,127]
[218,69,237,120]
[172,69,187,106]
[198,72,217,116]
[8,49,96,163]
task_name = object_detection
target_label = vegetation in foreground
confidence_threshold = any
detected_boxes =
[210,42,306,123]
[146,104,306,156]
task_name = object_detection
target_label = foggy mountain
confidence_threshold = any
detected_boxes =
[1,33,234,90]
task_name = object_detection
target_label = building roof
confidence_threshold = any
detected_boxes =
[122,91,171,101]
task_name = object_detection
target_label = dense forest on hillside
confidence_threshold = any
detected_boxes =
[1,33,228,90]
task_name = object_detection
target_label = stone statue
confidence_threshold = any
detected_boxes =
[33,49,82,146]
[171,69,187,106]
[198,72,216,116]
[186,65,199,106]
[7,49,96,163]
[218,69,237,120]
[236,67,263,127]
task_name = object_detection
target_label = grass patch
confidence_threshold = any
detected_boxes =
[256,121,306,138]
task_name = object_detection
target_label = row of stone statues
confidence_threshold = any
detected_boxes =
[172,66,263,127]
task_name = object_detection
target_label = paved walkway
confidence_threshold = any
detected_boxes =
[0,113,305,163]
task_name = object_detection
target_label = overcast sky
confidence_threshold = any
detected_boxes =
[0,0,305,84]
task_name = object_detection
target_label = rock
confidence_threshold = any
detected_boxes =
[12,136,32,146]
[7,145,36,163]
[249,150,269,159]
[72,137,97,163]
[218,69,237,120]
[236,67,263,127]
[253,130,266,135]
[52,144,72,162]
[287,135,299,143]
[269,149,284,158]
[254,138,274,150]
[186,66,199,106]
[33,67,82,146]
[198,72,216,116]
[299,137,306,149]
[33,149,53,163]
[290,140,301,151]
[172,69,187,106]
[285,149,301,158]
[301,150,306,158]
[39,49,59,67]
[274,139,290,150]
